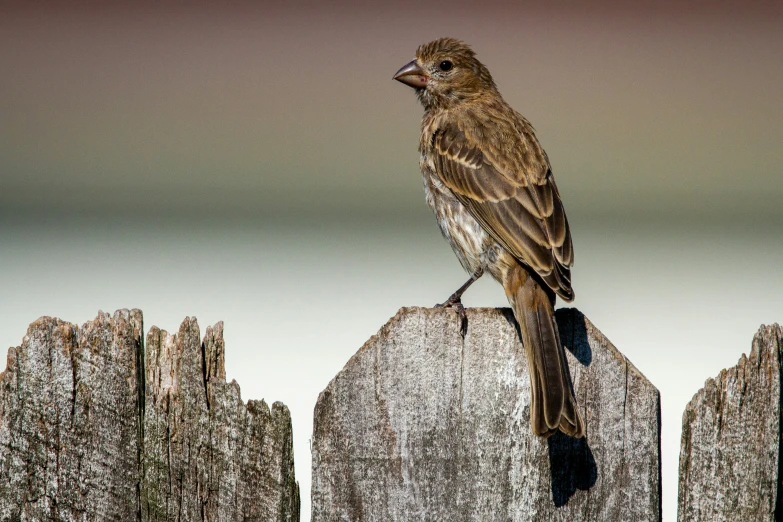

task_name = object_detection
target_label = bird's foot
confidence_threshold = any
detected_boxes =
[435,294,468,337]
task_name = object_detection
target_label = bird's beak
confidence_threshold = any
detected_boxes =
[393,60,428,88]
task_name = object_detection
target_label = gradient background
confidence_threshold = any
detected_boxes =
[2,2,782,519]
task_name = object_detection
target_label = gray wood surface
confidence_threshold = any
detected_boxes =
[311,306,661,522]
[678,323,782,522]
[0,309,299,521]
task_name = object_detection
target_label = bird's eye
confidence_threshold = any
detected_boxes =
[439,60,453,72]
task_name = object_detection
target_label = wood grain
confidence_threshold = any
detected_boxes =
[678,323,782,522]
[0,310,299,521]
[311,307,661,521]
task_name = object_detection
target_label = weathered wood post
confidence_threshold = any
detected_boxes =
[311,307,661,521]
[678,323,782,521]
[0,310,300,521]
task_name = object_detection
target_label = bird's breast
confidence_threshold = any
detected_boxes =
[420,153,499,275]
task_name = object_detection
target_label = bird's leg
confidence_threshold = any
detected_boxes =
[437,267,485,307]
[436,267,484,336]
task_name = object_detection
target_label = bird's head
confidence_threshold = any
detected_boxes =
[393,37,497,110]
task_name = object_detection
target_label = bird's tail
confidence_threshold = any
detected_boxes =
[504,264,584,438]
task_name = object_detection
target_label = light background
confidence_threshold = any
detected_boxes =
[2,2,782,520]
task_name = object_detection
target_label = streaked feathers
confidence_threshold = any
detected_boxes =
[400,37,583,437]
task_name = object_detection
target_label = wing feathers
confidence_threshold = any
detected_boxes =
[430,116,574,300]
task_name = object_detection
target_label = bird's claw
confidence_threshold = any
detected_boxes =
[435,295,468,337]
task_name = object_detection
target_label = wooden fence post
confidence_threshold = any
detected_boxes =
[0,310,299,521]
[312,307,661,521]
[678,323,782,521]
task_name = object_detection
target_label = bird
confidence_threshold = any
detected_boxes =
[393,37,584,438]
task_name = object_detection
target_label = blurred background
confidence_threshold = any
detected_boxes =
[2,1,782,519]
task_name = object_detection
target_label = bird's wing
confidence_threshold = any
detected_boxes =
[431,119,574,300]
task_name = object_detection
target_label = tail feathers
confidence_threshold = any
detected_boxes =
[507,268,584,439]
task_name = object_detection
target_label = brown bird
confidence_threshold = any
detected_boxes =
[393,37,584,438]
